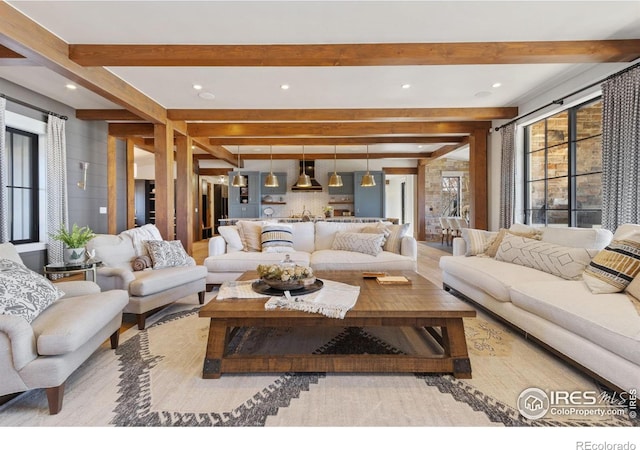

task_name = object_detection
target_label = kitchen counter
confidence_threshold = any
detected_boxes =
[219,217,399,225]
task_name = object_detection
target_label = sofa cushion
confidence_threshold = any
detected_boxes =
[485,228,542,258]
[583,224,640,294]
[461,228,497,256]
[310,249,415,271]
[87,233,136,269]
[315,222,369,250]
[509,280,640,366]
[332,232,385,256]
[145,240,191,269]
[509,223,613,250]
[362,222,391,246]
[129,265,207,296]
[204,251,311,273]
[0,242,23,264]
[0,258,65,323]
[32,289,128,356]
[261,223,294,253]
[439,255,562,302]
[495,234,599,281]
[290,222,315,253]
[121,224,162,257]
[218,226,243,252]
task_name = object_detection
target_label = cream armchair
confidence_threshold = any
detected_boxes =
[0,243,128,414]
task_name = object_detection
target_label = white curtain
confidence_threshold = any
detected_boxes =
[0,98,8,243]
[601,66,640,231]
[499,123,516,229]
[46,114,69,264]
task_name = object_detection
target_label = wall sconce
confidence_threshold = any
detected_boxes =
[77,162,89,190]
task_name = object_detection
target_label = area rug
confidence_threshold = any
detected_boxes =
[0,293,637,427]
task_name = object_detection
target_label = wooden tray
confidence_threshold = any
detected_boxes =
[252,279,324,296]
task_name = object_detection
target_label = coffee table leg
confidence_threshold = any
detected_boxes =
[441,318,472,379]
[203,319,229,379]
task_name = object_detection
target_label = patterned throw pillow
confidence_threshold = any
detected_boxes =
[362,222,391,246]
[583,239,640,294]
[145,240,190,269]
[382,223,410,254]
[332,232,385,256]
[495,234,599,280]
[485,228,543,258]
[461,228,495,256]
[261,223,294,253]
[0,258,65,323]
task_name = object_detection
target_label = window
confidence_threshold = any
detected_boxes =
[5,127,39,243]
[524,98,602,228]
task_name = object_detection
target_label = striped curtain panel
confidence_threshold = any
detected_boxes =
[499,123,516,229]
[0,98,8,243]
[46,114,69,264]
[602,66,640,231]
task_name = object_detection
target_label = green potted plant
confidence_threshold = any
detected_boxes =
[49,223,96,264]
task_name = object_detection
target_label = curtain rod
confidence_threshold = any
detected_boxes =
[495,60,640,132]
[0,93,68,120]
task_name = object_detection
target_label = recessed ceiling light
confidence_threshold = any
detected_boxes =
[402,84,411,89]
[492,82,502,88]
[193,84,203,90]
[198,91,215,100]
[280,84,290,90]
[65,84,77,90]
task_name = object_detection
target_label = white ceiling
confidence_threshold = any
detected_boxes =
[2,1,640,161]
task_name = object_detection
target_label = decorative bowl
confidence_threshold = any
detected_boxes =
[261,276,316,291]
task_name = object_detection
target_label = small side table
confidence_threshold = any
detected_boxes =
[44,260,101,282]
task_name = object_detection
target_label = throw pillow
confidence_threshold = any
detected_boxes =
[332,232,385,257]
[382,223,410,254]
[0,258,65,323]
[236,220,264,252]
[583,239,640,294]
[145,240,190,269]
[485,228,543,258]
[261,223,294,253]
[218,226,243,252]
[362,222,391,246]
[495,234,599,280]
[461,228,496,256]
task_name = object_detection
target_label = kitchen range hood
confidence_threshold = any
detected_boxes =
[292,160,323,191]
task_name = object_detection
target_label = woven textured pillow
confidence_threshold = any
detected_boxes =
[145,240,190,269]
[382,223,410,254]
[362,222,390,246]
[461,228,495,256]
[261,223,294,253]
[583,239,640,294]
[0,258,64,323]
[236,220,264,252]
[495,234,599,280]
[332,232,385,256]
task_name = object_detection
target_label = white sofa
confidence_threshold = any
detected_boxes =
[439,224,640,393]
[0,243,129,414]
[87,224,207,330]
[204,221,417,285]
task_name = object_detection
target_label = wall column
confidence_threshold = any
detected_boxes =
[154,122,175,239]
[175,135,194,254]
[107,135,117,234]
[469,128,489,230]
[417,160,426,241]
[126,139,136,229]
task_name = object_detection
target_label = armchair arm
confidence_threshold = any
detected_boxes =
[56,281,101,299]
[95,266,135,291]
[452,237,466,256]
[0,315,37,371]
[209,236,227,256]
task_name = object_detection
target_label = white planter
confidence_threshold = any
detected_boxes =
[64,247,86,264]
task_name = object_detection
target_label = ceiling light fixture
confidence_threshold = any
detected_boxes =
[280,84,290,90]
[360,145,376,187]
[198,91,216,100]
[192,84,203,90]
[328,145,343,187]
[65,84,77,90]
[402,84,411,89]
[264,146,279,188]
[231,146,246,187]
[295,146,311,188]
[492,82,502,88]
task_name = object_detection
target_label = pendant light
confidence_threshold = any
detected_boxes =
[328,145,343,187]
[360,145,376,187]
[295,145,312,188]
[231,146,246,187]
[264,146,279,187]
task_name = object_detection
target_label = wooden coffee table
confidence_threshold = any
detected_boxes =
[199,270,476,379]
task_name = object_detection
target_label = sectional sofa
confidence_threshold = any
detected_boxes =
[439,223,640,393]
[204,220,417,285]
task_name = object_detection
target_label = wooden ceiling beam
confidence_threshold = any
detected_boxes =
[188,121,490,138]
[198,168,233,176]
[0,44,34,65]
[76,109,144,121]
[0,3,167,123]
[195,152,433,160]
[69,40,640,66]
[208,136,466,146]
[427,140,470,160]
[168,107,518,121]
[108,122,155,138]
[190,138,237,166]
